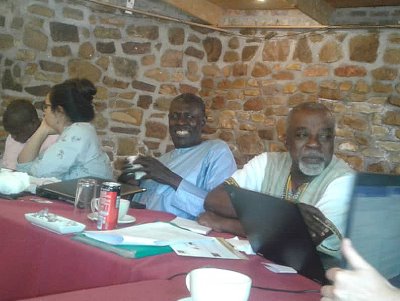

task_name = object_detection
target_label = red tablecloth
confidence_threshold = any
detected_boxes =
[0,197,321,301]
[21,279,188,301]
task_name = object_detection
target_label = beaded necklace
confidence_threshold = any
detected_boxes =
[283,174,309,202]
[283,174,342,241]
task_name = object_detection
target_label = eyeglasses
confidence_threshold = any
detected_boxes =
[41,103,52,111]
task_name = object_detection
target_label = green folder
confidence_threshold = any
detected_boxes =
[72,234,173,258]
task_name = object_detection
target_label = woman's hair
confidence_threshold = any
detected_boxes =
[48,78,96,122]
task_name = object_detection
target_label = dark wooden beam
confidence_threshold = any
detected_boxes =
[161,0,224,25]
[286,0,335,25]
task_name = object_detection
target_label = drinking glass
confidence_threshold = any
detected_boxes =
[74,178,97,212]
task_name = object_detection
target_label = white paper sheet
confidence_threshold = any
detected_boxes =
[263,263,297,274]
[83,222,212,246]
[171,237,247,260]
[170,217,212,235]
[226,236,256,255]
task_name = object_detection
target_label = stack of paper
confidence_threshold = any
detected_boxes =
[83,222,210,246]
[73,234,173,259]
[82,222,246,260]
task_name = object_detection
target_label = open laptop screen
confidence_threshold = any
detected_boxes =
[345,173,400,279]
[225,183,327,284]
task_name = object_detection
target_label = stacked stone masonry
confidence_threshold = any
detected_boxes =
[0,0,399,176]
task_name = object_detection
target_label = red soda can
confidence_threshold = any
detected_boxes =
[97,182,121,230]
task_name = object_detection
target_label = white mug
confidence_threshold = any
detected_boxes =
[91,198,130,219]
[185,268,252,301]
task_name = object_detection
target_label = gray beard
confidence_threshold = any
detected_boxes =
[299,161,325,176]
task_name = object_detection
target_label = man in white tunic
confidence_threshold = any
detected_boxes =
[198,102,354,264]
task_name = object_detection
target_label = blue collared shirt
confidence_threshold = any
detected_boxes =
[133,139,237,219]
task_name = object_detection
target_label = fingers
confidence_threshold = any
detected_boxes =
[299,207,329,241]
[197,212,210,227]
[298,203,322,217]
[122,160,145,171]
[341,238,371,270]
[299,204,333,239]
[117,173,139,186]
[320,284,334,299]
[117,171,135,183]
[134,155,156,165]
[325,267,341,282]
[120,167,144,176]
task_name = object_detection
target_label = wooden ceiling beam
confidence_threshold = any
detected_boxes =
[286,0,335,25]
[207,0,296,10]
[161,0,224,25]
[326,0,400,8]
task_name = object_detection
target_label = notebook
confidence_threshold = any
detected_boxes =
[225,183,327,284]
[344,172,400,280]
[36,177,145,204]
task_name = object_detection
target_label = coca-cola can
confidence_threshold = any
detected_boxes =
[97,182,121,230]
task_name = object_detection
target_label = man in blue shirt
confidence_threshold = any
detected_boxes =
[119,93,237,219]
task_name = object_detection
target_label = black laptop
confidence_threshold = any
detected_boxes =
[344,172,400,280]
[225,183,327,284]
[36,177,145,204]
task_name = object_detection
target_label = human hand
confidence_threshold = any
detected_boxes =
[38,119,57,135]
[297,203,333,245]
[117,165,140,186]
[197,211,246,236]
[132,156,182,190]
[197,211,224,232]
[321,239,399,301]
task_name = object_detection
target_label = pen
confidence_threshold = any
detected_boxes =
[312,215,331,229]
[312,215,341,237]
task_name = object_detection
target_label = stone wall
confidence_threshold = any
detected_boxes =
[0,0,399,176]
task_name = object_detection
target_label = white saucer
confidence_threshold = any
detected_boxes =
[87,212,97,221]
[118,214,136,224]
[177,298,191,301]
[87,213,136,224]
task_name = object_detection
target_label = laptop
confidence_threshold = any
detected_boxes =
[36,177,146,205]
[344,172,400,280]
[225,183,327,284]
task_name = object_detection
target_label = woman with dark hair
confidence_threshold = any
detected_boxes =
[17,78,112,180]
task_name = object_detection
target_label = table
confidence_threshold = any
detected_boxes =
[0,196,321,301]
[22,279,187,301]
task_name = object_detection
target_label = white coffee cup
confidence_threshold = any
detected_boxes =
[91,198,130,220]
[185,268,252,301]
[118,198,130,219]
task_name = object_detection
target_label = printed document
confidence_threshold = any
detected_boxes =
[83,222,211,246]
